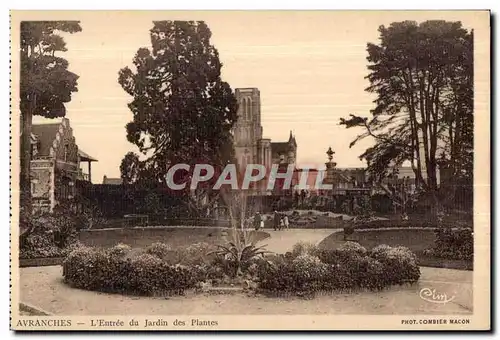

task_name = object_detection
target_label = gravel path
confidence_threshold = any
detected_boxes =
[257,228,340,253]
[19,265,472,316]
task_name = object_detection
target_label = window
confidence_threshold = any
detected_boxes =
[64,144,69,161]
[242,97,252,121]
[31,144,38,158]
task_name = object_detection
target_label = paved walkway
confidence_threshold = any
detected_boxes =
[257,228,340,253]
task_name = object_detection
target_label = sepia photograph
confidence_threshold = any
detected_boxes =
[9,10,491,331]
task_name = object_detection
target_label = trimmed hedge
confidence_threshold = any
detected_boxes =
[256,242,420,294]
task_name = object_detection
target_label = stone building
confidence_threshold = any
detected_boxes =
[232,88,297,171]
[30,118,97,212]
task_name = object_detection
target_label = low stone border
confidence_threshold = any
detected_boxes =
[355,227,440,232]
[201,286,245,295]
[19,257,64,268]
[19,302,53,316]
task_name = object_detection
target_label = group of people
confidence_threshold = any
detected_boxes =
[251,211,289,231]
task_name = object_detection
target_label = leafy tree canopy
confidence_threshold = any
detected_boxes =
[341,20,473,199]
[20,21,82,118]
[118,21,238,215]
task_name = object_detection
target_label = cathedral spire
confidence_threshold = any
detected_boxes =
[288,130,296,146]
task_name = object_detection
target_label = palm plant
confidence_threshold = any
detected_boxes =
[212,188,272,277]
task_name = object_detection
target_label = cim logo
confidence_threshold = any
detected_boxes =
[419,287,456,304]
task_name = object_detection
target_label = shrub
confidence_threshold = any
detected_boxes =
[208,228,272,277]
[338,241,367,255]
[427,227,473,261]
[158,242,218,269]
[63,246,200,296]
[291,241,319,258]
[370,245,420,285]
[257,254,329,294]
[181,242,216,266]
[108,243,132,258]
[19,213,78,259]
[145,242,172,259]
[257,244,420,295]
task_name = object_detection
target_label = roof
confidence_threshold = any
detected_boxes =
[338,173,352,182]
[31,123,61,156]
[271,142,290,155]
[103,176,123,185]
[78,149,98,162]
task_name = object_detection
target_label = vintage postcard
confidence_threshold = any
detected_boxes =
[10,10,491,331]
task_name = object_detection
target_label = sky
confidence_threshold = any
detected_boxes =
[30,11,480,183]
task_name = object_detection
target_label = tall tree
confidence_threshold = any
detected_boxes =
[20,21,82,213]
[340,20,473,214]
[118,21,238,215]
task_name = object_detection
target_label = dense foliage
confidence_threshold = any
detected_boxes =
[19,211,80,259]
[425,227,473,261]
[63,245,202,295]
[256,241,420,295]
[20,21,82,229]
[63,239,421,297]
[19,204,100,259]
[118,21,238,217]
[340,20,473,214]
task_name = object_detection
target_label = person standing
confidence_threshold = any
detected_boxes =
[254,212,262,230]
[283,214,289,229]
[273,211,280,231]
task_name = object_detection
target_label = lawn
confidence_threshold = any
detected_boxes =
[318,229,472,270]
[79,226,270,249]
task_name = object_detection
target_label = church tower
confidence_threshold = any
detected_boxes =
[234,88,262,169]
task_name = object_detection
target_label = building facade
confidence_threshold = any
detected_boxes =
[232,88,297,171]
[30,118,97,212]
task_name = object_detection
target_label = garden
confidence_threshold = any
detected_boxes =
[322,223,473,270]
[61,223,422,298]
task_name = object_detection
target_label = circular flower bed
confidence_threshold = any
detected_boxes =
[63,240,421,297]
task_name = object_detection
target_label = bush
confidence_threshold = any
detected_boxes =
[426,227,473,261]
[145,242,172,259]
[291,241,319,258]
[369,245,420,285]
[63,245,201,295]
[338,241,367,255]
[108,243,132,258]
[181,242,216,266]
[256,244,420,295]
[19,213,79,259]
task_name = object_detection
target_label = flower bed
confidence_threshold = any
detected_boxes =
[63,243,214,296]
[256,242,420,296]
[63,239,421,297]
